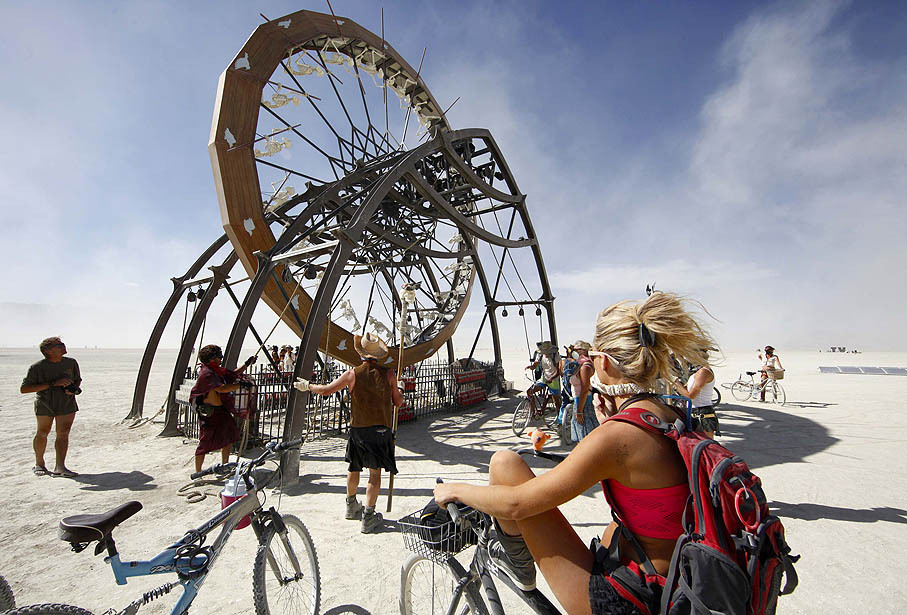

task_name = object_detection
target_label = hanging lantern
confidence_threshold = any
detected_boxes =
[535,307,542,316]
[187,290,197,302]
[304,265,318,280]
[501,308,508,317]
[518,307,524,316]
[196,287,206,300]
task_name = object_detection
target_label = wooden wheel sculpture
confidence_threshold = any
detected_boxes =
[129,10,557,474]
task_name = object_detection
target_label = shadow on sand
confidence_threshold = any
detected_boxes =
[711,402,838,470]
[770,501,907,524]
[70,470,156,491]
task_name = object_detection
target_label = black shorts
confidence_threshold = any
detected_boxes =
[692,405,721,436]
[345,425,398,474]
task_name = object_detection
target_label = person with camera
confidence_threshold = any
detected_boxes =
[20,336,82,477]
[190,344,256,474]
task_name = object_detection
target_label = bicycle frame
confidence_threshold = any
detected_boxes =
[101,485,271,615]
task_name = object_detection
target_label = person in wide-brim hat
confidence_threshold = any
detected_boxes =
[537,341,556,354]
[295,330,401,533]
[354,332,389,360]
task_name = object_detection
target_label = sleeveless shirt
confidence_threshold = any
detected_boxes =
[351,361,393,428]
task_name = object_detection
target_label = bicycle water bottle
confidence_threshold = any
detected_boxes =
[221,476,252,530]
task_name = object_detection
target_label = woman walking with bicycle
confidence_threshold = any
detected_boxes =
[758,346,782,402]
[434,293,716,615]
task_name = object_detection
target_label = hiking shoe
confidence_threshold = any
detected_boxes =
[487,537,536,590]
[345,496,363,520]
[361,509,383,534]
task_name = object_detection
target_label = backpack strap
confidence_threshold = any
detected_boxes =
[604,405,686,438]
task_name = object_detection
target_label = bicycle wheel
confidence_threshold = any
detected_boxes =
[731,381,752,402]
[6,606,94,615]
[399,554,488,615]
[0,574,15,612]
[558,404,574,447]
[511,399,532,436]
[543,400,559,430]
[769,382,786,406]
[253,514,321,615]
[711,386,721,406]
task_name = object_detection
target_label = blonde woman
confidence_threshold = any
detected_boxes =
[434,293,715,614]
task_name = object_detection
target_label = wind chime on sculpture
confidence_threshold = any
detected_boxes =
[129,8,557,483]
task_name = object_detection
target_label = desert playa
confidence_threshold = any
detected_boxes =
[1,349,906,614]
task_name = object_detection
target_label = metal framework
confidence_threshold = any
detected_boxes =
[130,9,557,483]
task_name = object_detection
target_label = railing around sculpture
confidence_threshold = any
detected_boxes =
[175,357,503,447]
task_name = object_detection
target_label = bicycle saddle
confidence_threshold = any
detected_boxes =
[59,501,143,544]
[746,371,758,376]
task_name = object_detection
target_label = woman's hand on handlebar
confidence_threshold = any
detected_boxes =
[433,481,459,509]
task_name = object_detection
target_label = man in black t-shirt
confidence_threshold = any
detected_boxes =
[20,336,82,477]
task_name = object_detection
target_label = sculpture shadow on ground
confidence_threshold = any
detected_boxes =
[70,470,156,491]
[769,501,907,524]
[712,402,838,470]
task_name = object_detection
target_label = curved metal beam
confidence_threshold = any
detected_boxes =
[127,233,230,421]
[160,251,240,436]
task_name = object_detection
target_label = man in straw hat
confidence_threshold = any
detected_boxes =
[526,340,562,411]
[295,332,404,533]
[20,336,82,477]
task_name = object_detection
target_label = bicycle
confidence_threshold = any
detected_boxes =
[511,372,558,437]
[398,448,566,615]
[711,386,721,406]
[8,439,320,615]
[729,370,786,405]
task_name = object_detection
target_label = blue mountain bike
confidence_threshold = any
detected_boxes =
[8,439,320,615]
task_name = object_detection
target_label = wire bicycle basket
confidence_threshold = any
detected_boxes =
[398,506,482,564]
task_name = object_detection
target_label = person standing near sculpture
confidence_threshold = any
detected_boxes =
[295,333,404,534]
[190,344,256,474]
[20,336,82,477]
[569,340,600,441]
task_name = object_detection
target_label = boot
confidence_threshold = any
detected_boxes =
[487,518,536,590]
[361,506,383,534]
[345,495,363,520]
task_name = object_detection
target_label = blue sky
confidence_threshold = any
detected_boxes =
[1,0,905,353]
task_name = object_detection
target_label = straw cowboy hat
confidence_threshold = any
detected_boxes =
[354,332,390,360]
[572,340,592,351]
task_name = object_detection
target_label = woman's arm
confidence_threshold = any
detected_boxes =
[434,423,630,520]
[674,368,712,399]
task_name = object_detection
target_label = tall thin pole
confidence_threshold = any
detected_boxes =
[386,284,415,512]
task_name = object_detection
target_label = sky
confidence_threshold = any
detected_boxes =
[1,0,905,355]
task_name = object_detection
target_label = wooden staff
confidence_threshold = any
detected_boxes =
[387,284,415,512]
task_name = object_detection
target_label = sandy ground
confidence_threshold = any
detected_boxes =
[1,350,906,614]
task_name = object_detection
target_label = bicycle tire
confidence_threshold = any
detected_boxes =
[253,514,321,615]
[511,399,532,436]
[5,605,94,615]
[730,381,752,402]
[543,402,559,430]
[558,404,574,447]
[770,382,786,406]
[0,574,14,612]
[399,554,488,615]
[711,386,721,406]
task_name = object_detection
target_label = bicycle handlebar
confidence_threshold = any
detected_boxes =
[513,447,566,465]
[190,437,304,480]
[190,462,237,480]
